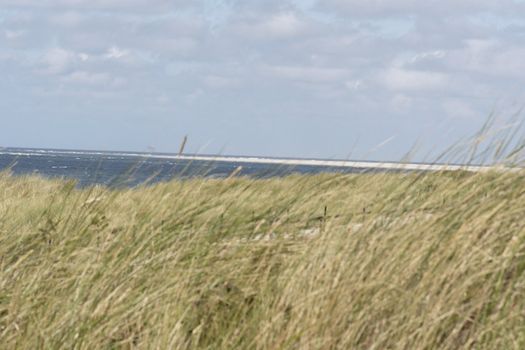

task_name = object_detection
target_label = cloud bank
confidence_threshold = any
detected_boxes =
[1,0,524,160]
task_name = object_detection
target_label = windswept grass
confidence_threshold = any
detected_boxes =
[1,167,525,349]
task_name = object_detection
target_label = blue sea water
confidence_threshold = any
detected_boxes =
[0,148,372,187]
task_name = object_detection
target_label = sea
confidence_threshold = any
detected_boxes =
[0,148,379,187]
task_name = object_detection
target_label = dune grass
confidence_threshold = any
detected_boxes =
[1,166,525,349]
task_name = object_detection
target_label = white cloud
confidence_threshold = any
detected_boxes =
[264,65,350,83]
[0,0,192,11]
[204,75,242,89]
[49,11,85,27]
[383,68,449,91]
[390,93,413,112]
[62,70,111,85]
[344,79,363,90]
[442,98,478,119]
[105,46,128,60]
[230,12,309,40]
[457,40,525,79]
[410,50,446,64]
[316,0,525,18]
[5,30,24,40]
[40,48,77,74]
[261,13,305,38]
[146,37,198,57]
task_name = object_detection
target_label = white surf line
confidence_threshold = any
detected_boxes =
[154,154,500,173]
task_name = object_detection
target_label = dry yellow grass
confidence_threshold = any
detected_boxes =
[1,167,525,349]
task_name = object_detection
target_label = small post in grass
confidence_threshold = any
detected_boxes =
[179,135,188,156]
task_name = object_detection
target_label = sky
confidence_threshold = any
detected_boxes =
[1,0,525,161]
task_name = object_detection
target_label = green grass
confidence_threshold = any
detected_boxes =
[1,168,525,349]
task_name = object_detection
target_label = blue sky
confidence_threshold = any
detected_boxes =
[1,0,525,160]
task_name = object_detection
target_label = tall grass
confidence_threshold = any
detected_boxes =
[2,118,525,349]
[0,163,524,349]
